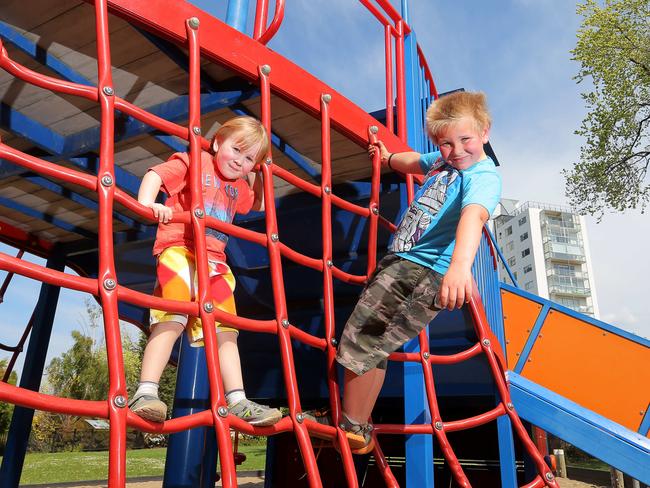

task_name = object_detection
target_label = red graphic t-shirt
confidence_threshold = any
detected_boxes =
[149,151,254,261]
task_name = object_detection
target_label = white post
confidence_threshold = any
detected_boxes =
[552,449,567,478]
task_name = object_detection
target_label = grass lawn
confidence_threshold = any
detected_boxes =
[0,440,267,485]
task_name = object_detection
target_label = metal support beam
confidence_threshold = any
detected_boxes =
[0,251,65,488]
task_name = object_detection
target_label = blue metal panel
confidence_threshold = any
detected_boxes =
[0,252,64,488]
[513,304,549,374]
[0,21,93,86]
[0,196,97,239]
[67,156,142,197]
[225,0,251,33]
[639,409,650,437]
[501,283,650,348]
[0,102,65,154]
[510,373,650,484]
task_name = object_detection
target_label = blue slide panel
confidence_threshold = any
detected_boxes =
[510,373,650,484]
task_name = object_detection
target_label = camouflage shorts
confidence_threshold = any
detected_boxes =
[336,253,443,375]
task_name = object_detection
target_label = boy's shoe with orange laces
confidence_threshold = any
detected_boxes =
[302,409,375,454]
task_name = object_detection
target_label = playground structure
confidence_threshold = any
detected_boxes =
[0,1,647,487]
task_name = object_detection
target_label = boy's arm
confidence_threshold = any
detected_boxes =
[247,170,264,212]
[368,140,424,175]
[138,170,173,223]
[439,204,489,310]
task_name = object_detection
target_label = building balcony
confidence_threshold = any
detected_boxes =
[543,242,586,263]
[546,269,589,280]
[548,284,591,297]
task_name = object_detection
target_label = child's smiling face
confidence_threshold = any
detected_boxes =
[436,117,489,170]
[212,134,261,180]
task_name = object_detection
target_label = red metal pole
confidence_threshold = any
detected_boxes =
[384,25,394,134]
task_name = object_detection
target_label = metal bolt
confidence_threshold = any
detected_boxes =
[422,352,430,360]
[103,278,117,290]
[188,17,200,29]
[265,157,272,165]
[322,93,332,103]
[506,339,510,344]
[506,402,514,410]
[114,395,126,408]
[339,422,346,429]
[371,207,379,215]
[323,186,331,194]
[369,125,379,134]
[527,358,532,362]
[203,302,214,313]
[516,353,520,356]
[545,472,554,481]
[192,126,201,135]
[101,175,113,187]
[261,64,271,75]
[194,208,204,218]
[538,334,543,339]
[640,411,645,416]
[218,406,228,417]
[326,260,333,267]
[482,338,491,347]
[103,86,114,96]
[434,421,443,431]
[270,233,279,242]
[330,338,338,347]
[281,319,290,328]
[296,412,304,423]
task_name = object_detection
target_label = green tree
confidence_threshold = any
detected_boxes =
[0,358,19,440]
[566,0,650,218]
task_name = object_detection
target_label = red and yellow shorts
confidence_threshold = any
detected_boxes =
[149,246,238,347]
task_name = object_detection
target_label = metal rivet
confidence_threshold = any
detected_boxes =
[322,94,331,103]
[527,358,532,362]
[369,125,378,134]
[296,412,304,423]
[218,406,228,417]
[204,302,214,313]
[506,402,514,410]
[545,473,554,481]
[516,353,520,356]
[101,175,113,187]
[114,395,126,408]
[371,207,379,215]
[192,126,201,135]
[326,260,333,267]
[281,319,290,328]
[422,352,430,359]
[103,86,114,96]
[265,157,272,165]
[194,208,204,218]
[482,338,490,347]
[323,186,331,194]
[103,278,116,290]
[330,338,338,347]
[506,340,510,344]
[434,421,443,431]
[270,233,279,242]
[538,334,543,339]
[261,64,271,75]
[339,422,346,429]
[640,411,645,416]
[188,17,200,29]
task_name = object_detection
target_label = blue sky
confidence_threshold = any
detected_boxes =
[1,0,647,382]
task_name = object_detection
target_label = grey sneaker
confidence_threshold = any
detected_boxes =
[129,394,167,422]
[303,409,374,454]
[228,398,282,426]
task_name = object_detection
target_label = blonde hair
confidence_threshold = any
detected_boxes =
[211,116,270,164]
[426,91,491,144]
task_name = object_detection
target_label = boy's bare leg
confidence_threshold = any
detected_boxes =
[140,321,184,383]
[342,367,386,423]
[216,330,244,392]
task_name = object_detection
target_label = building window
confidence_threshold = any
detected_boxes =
[518,216,527,226]
[506,241,514,252]
[523,264,532,274]
[513,272,518,281]
[525,281,534,290]
[505,226,513,236]
[520,232,529,242]
[521,248,530,258]
[508,256,516,267]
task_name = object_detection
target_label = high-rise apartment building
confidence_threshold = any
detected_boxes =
[492,199,600,318]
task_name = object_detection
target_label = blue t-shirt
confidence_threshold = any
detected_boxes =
[390,151,501,274]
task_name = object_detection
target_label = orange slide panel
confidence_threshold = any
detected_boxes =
[520,309,649,434]
[501,289,543,368]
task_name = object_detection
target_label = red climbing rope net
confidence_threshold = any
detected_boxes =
[0,1,559,487]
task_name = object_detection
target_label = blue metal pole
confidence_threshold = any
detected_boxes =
[0,251,65,488]
[163,334,214,488]
[402,22,435,486]
[225,0,251,34]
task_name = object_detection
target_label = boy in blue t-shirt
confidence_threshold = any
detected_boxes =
[306,91,501,454]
